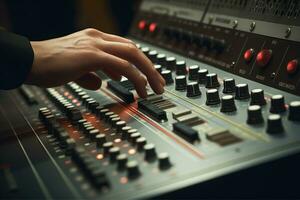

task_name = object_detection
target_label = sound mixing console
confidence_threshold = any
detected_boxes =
[1,0,300,199]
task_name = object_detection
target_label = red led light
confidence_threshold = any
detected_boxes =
[244,48,254,62]
[149,23,157,33]
[138,20,146,30]
[256,49,272,67]
[287,59,298,75]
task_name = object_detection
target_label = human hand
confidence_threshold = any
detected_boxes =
[26,28,165,98]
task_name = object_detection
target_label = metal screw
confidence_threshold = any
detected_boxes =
[285,27,291,38]
[250,21,256,32]
[233,20,238,29]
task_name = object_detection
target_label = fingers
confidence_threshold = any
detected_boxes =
[102,68,122,81]
[99,41,165,94]
[74,72,102,90]
[100,32,134,44]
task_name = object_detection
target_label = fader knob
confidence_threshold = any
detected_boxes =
[175,75,187,91]
[126,160,141,179]
[206,89,220,105]
[166,57,176,70]
[222,78,235,94]
[288,101,300,121]
[235,83,250,100]
[144,143,157,161]
[266,114,284,134]
[205,73,220,88]
[270,95,286,113]
[247,105,264,125]
[175,61,187,75]
[198,69,208,84]
[188,65,199,80]
[158,152,171,170]
[186,82,201,97]
[250,89,266,106]
[220,95,236,113]
[161,70,173,84]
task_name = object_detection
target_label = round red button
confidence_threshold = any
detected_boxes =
[287,59,298,75]
[244,48,254,62]
[256,49,272,67]
[149,23,157,33]
[138,20,146,30]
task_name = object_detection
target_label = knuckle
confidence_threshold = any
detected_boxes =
[84,28,100,36]
[126,43,139,53]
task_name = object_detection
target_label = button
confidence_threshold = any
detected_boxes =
[127,129,138,141]
[247,105,263,124]
[175,75,187,91]
[138,20,147,30]
[116,121,126,133]
[129,132,141,144]
[104,112,114,122]
[220,95,236,113]
[173,122,200,143]
[186,82,201,97]
[198,69,208,84]
[158,152,171,170]
[256,49,272,67]
[144,143,157,162]
[206,89,220,105]
[156,54,166,66]
[161,70,174,84]
[121,126,132,139]
[96,134,106,147]
[89,129,100,140]
[154,64,162,73]
[288,101,300,121]
[235,83,250,100]
[111,117,121,127]
[103,142,113,156]
[148,50,158,63]
[286,59,298,75]
[165,57,176,70]
[149,22,157,33]
[141,47,150,55]
[244,48,255,62]
[188,65,199,80]
[136,137,147,151]
[266,114,284,134]
[270,95,286,113]
[99,108,109,119]
[117,154,128,171]
[175,61,187,75]
[109,147,120,162]
[127,160,141,179]
[205,73,220,88]
[250,89,266,106]
[222,78,235,94]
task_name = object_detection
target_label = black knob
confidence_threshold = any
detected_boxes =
[104,111,114,122]
[95,134,106,147]
[250,89,266,106]
[188,65,199,80]
[175,75,187,91]
[205,73,220,88]
[109,147,120,162]
[111,117,121,127]
[116,120,126,133]
[148,50,158,63]
[117,153,128,171]
[126,160,141,179]
[235,83,250,100]
[175,61,187,75]
[161,70,174,84]
[89,129,100,140]
[99,108,109,119]
[270,95,286,113]
[154,64,162,73]
[220,95,236,113]
[158,152,172,170]
[288,101,300,121]
[165,57,176,70]
[127,129,138,141]
[144,143,157,162]
[121,126,132,140]
[136,137,147,151]
[186,82,201,97]
[198,69,208,84]
[141,47,150,55]
[156,53,166,66]
[103,142,113,156]
[206,89,220,105]
[266,114,284,134]
[247,105,264,124]
[222,78,235,93]
[129,132,141,144]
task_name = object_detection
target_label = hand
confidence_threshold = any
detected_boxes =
[26,28,165,98]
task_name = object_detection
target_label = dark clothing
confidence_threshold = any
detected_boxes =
[0,30,34,90]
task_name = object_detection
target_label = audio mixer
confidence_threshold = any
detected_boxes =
[1,0,300,199]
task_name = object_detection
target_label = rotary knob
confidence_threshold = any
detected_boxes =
[188,65,199,80]
[158,152,172,170]
[148,50,158,63]
[109,147,120,162]
[175,61,187,75]
[116,120,126,133]
[129,132,141,144]
[166,56,176,70]
[206,89,220,105]
[288,101,300,121]
[266,114,284,134]
[222,78,235,94]
[156,53,166,66]
[186,82,201,97]
[136,137,147,151]
[95,134,106,147]
[121,126,132,140]
[247,105,264,125]
[175,75,187,91]
[99,108,109,119]
[270,95,286,113]
[103,142,113,156]
[198,69,208,84]
[144,143,157,162]
[220,95,236,113]
[250,89,266,106]
[205,73,220,88]
[141,47,150,55]
[117,153,128,171]
[154,64,162,73]
[161,70,174,84]
[126,160,141,179]
[235,83,250,100]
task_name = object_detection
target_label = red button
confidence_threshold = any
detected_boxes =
[287,59,298,75]
[149,23,157,33]
[244,48,254,62]
[256,49,272,67]
[138,20,146,30]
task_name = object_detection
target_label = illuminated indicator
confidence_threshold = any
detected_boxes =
[256,49,272,67]
[287,59,298,74]
[64,160,71,165]
[149,23,157,33]
[114,138,121,143]
[244,48,254,62]
[128,149,136,155]
[96,154,104,160]
[120,177,128,184]
[64,91,69,96]
[138,20,146,30]
[72,99,78,103]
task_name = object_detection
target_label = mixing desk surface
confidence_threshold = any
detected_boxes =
[1,0,300,199]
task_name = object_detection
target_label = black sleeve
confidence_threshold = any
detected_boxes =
[0,30,34,90]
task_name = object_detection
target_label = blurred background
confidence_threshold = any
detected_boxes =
[0,0,141,40]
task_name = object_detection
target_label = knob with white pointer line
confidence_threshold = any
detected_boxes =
[220,95,236,113]
[186,82,201,97]
[158,152,172,170]
[126,160,141,179]
[288,101,300,121]
[247,105,263,125]
[205,73,220,88]
[175,75,187,91]
[250,89,266,106]
[266,114,284,134]
[270,95,286,113]
[235,83,250,100]
[161,70,173,85]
